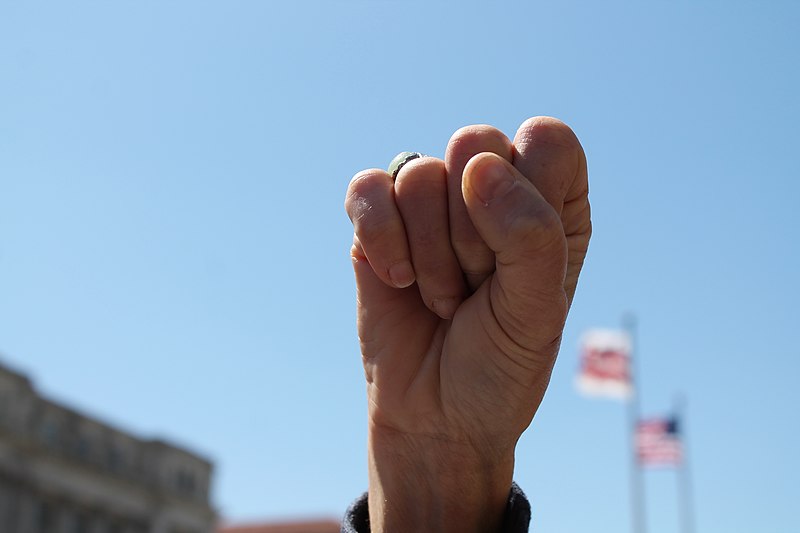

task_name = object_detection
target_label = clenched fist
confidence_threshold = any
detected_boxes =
[345,117,591,533]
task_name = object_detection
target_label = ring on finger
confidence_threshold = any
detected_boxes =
[388,151,426,180]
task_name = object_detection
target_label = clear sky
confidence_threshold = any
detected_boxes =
[1,1,798,532]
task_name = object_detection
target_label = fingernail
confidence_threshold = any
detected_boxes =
[432,297,459,320]
[388,261,415,288]
[472,159,516,206]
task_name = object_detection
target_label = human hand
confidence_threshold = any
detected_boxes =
[344,117,591,532]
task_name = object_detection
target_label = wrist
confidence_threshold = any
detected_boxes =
[367,423,515,533]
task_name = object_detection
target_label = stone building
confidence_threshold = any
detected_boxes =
[0,359,215,533]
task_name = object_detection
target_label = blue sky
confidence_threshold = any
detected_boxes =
[1,1,798,532]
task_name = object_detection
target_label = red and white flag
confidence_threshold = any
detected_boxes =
[636,417,683,467]
[575,329,633,399]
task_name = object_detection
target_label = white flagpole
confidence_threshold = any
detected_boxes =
[624,313,646,533]
[675,394,696,533]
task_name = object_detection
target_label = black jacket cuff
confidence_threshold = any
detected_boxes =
[341,482,531,533]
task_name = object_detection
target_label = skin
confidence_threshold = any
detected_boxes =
[344,117,591,533]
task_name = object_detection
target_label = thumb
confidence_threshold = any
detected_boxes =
[462,153,569,350]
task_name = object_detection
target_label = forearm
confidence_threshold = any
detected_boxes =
[367,424,515,533]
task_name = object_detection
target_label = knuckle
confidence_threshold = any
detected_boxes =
[345,170,389,204]
[345,172,391,222]
[346,170,378,194]
[516,116,584,155]
[447,125,512,162]
[450,124,501,144]
[394,159,446,196]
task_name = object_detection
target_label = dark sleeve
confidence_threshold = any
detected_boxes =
[341,482,531,533]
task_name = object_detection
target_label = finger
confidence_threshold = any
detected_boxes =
[395,157,465,319]
[344,169,415,289]
[351,234,447,411]
[350,234,426,346]
[512,117,591,304]
[350,235,407,321]
[462,153,569,350]
[445,125,514,291]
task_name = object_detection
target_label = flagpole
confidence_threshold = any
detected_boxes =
[623,313,646,533]
[675,394,696,533]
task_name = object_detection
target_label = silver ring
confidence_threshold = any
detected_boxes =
[388,151,426,180]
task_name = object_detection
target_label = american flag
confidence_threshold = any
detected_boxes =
[636,417,682,467]
[575,329,633,399]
